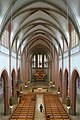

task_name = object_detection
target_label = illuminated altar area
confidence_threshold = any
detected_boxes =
[34,70,46,81]
[31,52,49,82]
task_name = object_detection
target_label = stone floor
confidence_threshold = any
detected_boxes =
[34,94,46,120]
[0,81,80,120]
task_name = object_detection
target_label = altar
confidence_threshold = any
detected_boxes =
[34,70,46,81]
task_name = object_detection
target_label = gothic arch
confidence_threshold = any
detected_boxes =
[70,69,79,115]
[1,70,9,115]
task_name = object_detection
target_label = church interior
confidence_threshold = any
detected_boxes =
[0,0,80,120]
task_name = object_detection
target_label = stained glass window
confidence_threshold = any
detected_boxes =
[38,54,42,68]
[32,55,36,68]
[1,30,9,48]
[71,29,78,48]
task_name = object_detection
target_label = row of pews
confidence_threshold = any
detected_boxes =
[9,94,36,120]
[9,93,71,120]
[44,94,71,120]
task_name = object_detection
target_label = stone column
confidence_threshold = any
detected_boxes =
[8,24,12,97]
[4,84,10,115]
[54,50,58,86]
[42,53,44,69]
[52,47,54,84]
[62,38,65,103]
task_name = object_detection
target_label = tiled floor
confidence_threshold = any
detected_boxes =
[0,81,80,120]
[34,94,46,120]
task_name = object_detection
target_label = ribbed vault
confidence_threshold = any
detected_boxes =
[0,0,80,58]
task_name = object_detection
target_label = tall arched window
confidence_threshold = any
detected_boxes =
[1,30,9,48]
[32,54,36,68]
[71,28,78,48]
[32,53,48,68]
[38,54,42,68]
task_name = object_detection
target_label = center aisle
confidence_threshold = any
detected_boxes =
[34,94,46,120]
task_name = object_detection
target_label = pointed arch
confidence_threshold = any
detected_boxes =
[70,69,79,115]
[1,69,9,115]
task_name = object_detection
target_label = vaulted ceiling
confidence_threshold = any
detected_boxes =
[0,0,80,58]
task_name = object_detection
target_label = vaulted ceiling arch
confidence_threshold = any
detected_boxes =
[26,43,53,60]
[11,17,68,52]
[25,37,54,54]
[17,30,62,54]
[0,0,79,40]
[0,0,80,60]
[13,25,62,53]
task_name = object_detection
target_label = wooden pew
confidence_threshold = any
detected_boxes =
[9,94,36,120]
[44,94,71,120]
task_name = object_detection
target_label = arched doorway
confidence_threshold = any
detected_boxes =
[71,69,79,115]
[1,70,9,115]
[59,68,62,96]
[63,69,68,103]
[12,69,17,103]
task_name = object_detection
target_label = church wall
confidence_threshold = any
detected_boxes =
[0,46,9,75]
[59,53,69,71]
[59,45,80,97]
[0,46,21,75]
[70,46,80,73]
[59,46,80,74]
[63,55,68,71]
[0,46,21,97]
[71,52,80,73]
[11,52,17,71]
[11,53,21,72]
[59,57,62,70]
